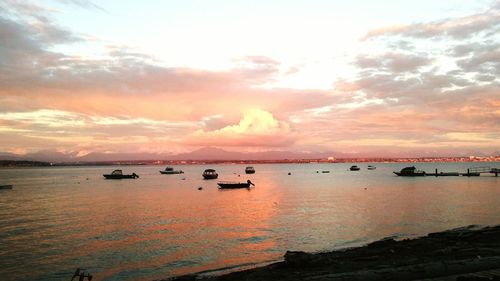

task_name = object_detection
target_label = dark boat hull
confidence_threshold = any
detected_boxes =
[245,171,255,174]
[203,174,218,179]
[160,171,183,174]
[393,172,426,177]
[217,182,251,189]
[0,185,13,190]
[103,174,138,179]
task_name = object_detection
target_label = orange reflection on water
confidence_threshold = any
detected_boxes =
[3,165,499,281]
[91,174,286,279]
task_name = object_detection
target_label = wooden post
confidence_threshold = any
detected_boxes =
[435,168,438,177]
[467,168,470,177]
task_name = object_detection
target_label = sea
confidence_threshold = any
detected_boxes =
[0,162,499,281]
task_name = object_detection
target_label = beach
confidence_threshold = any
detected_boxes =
[167,225,500,280]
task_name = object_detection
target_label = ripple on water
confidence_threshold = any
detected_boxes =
[0,163,499,281]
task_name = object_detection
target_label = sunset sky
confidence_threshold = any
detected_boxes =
[0,0,499,159]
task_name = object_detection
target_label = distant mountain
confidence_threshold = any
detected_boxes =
[169,147,340,161]
[0,152,25,161]
[27,150,79,163]
[0,147,338,162]
[76,152,174,162]
[0,147,497,163]
[169,147,245,160]
[0,151,77,162]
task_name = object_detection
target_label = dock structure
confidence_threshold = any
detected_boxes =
[466,167,499,177]
[430,167,499,177]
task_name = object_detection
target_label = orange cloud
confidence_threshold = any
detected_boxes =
[186,109,295,147]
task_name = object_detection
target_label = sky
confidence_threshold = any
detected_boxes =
[0,0,499,159]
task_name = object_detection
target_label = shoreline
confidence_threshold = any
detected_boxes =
[163,225,500,281]
[1,158,499,167]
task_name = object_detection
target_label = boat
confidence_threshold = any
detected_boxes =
[0,184,13,190]
[202,169,218,179]
[245,166,256,174]
[394,166,426,177]
[350,165,360,171]
[368,165,376,170]
[103,170,139,179]
[218,180,255,189]
[160,167,184,174]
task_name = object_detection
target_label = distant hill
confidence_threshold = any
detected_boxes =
[0,147,339,162]
[0,147,498,163]
[168,147,337,161]
[0,160,51,167]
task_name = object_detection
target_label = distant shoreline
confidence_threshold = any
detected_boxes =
[1,157,499,167]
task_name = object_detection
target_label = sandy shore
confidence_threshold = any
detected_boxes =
[163,225,500,281]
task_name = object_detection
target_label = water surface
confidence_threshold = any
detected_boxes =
[0,162,499,280]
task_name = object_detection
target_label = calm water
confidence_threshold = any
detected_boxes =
[0,162,499,280]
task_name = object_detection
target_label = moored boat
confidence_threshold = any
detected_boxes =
[350,165,360,171]
[0,184,13,190]
[217,180,254,189]
[394,166,426,177]
[160,167,184,174]
[245,166,255,174]
[202,169,218,179]
[103,170,139,179]
[368,165,376,170]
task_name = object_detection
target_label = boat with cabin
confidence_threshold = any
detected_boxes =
[245,166,255,174]
[217,180,254,189]
[394,166,426,177]
[350,165,360,171]
[368,165,376,170]
[160,167,184,174]
[103,170,139,179]
[202,169,218,179]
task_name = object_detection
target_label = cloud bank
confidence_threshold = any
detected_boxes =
[0,1,498,157]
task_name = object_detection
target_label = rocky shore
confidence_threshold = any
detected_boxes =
[165,225,500,281]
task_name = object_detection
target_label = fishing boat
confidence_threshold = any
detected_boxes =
[0,184,13,190]
[368,165,376,170]
[103,170,139,179]
[159,167,184,174]
[350,165,360,171]
[217,180,254,189]
[202,169,218,179]
[245,166,256,174]
[394,166,426,177]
